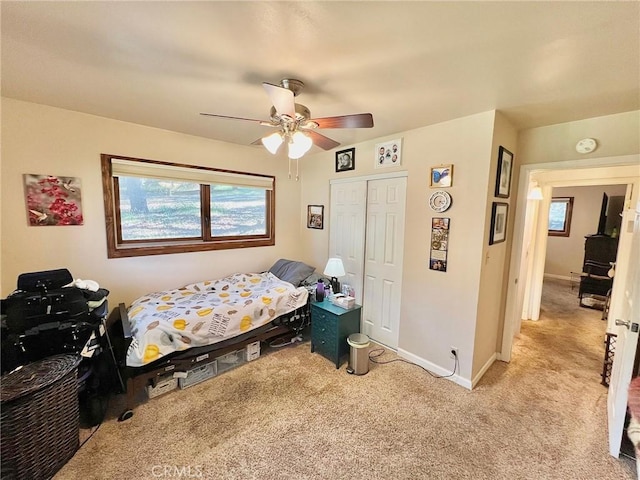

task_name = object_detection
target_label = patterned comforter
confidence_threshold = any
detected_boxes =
[125,272,308,367]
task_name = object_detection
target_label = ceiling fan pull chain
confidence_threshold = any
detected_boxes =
[296,157,300,182]
[288,156,292,179]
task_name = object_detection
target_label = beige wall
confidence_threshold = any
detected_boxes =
[545,184,627,278]
[517,110,640,165]
[473,111,518,380]
[0,98,304,307]
[300,111,501,384]
[8,98,634,387]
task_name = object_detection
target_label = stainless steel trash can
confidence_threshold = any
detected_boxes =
[347,333,370,375]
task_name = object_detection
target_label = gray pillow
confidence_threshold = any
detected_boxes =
[269,259,316,287]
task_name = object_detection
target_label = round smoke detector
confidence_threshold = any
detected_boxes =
[575,138,598,154]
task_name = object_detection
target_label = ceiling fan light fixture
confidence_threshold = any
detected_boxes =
[201,78,374,166]
[288,131,313,159]
[261,131,284,154]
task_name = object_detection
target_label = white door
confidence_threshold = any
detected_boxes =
[361,177,407,349]
[329,181,367,303]
[608,204,640,457]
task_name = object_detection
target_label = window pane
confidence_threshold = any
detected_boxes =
[548,201,568,231]
[118,177,201,240]
[210,185,266,236]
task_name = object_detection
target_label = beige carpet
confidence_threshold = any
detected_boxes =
[56,278,635,479]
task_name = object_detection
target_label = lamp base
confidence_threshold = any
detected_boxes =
[330,277,341,295]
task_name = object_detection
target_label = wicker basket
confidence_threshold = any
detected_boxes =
[1,354,80,480]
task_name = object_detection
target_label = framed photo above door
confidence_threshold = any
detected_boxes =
[336,148,355,172]
[375,138,402,168]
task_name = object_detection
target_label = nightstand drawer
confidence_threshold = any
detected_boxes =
[313,336,337,357]
[311,309,338,328]
[311,326,337,348]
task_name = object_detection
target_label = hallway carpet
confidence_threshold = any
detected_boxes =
[56,278,634,479]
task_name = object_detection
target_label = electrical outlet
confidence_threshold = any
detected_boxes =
[450,347,458,359]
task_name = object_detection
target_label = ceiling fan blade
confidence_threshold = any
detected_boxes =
[262,82,295,118]
[200,113,265,123]
[310,113,374,129]
[307,130,341,150]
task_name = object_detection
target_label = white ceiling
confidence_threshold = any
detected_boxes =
[2,1,639,154]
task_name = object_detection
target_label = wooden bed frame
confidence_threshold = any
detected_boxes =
[109,301,310,421]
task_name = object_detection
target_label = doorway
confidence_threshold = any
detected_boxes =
[543,184,626,315]
[501,155,640,459]
[537,185,626,415]
[502,157,639,359]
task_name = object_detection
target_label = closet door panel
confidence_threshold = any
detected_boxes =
[329,181,367,303]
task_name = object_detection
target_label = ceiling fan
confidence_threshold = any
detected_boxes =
[200,78,374,160]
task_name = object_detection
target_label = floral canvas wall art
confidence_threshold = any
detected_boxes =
[24,174,84,226]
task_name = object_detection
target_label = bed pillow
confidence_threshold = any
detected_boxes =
[268,259,316,287]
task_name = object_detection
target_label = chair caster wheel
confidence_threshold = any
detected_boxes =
[118,410,134,422]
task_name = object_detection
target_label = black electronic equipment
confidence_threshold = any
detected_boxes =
[1,269,122,427]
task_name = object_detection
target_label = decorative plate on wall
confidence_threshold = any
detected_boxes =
[429,190,452,213]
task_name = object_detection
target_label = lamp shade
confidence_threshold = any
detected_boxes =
[324,258,346,277]
[528,185,543,200]
[261,132,283,154]
[288,131,313,159]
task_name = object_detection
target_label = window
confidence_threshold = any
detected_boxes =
[101,154,275,258]
[548,197,574,237]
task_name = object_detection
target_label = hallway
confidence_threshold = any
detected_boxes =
[537,276,608,369]
[506,276,635,472]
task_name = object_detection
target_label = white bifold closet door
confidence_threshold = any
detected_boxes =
[328,181,367,303]
[329,175,406,349]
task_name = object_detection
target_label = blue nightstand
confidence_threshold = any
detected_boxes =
[310,299,361,368]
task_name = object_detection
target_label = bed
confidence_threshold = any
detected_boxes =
[110,259,316,421]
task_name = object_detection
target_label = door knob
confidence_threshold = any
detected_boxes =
[616,319,631,328]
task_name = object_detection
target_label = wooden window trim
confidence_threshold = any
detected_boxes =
[101,154,275,258]
[548,196,574,237]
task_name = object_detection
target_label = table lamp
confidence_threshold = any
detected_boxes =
[324,258,345,295]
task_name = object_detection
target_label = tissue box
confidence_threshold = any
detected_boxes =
[331,295,355,309]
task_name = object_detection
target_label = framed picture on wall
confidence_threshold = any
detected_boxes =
[489,202,508,245]
[335,148,355,172]
[375,138,402,168]
[307,205,324,229]
[430,165,453,188]
[429,217,450,272]
[23,173,84,226]
[495,146,514,198]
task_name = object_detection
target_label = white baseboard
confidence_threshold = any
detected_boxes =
[543,273,572,281]
[397,348,472,390]
[471,353,497,388]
